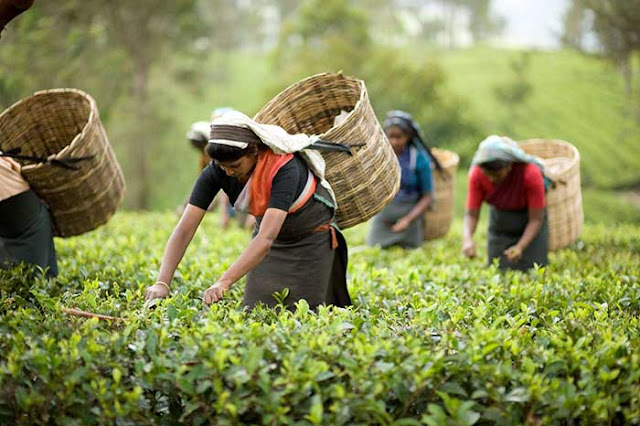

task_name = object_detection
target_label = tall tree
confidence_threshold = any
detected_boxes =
[95,0,203,209]
[465,0,504,43]
[570,0,640,98]
[561,0,588,50]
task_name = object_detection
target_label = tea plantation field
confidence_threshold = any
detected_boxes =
[1,212,639,424]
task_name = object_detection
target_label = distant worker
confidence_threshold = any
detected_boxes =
[367,111,435,249]
[462,135,549,271]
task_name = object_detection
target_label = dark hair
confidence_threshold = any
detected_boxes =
[383,118,414,137]
[189,138,207,151]
[479,160,511,172]
[205,143,259,163]
[385,123,412,138]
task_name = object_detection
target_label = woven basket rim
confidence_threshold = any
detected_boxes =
[0,88,97,172]
[431,148,460,168]
[520,138,580,178]
[520,138,580,161]
[318,73,366,138]
[257,72,366,138]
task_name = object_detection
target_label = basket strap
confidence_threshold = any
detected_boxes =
[307,140,364,156]
[0,147,94,170]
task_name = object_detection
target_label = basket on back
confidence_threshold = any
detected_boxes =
[424,148,459,240]
[520,139,582,250]
[254,73,400,229]
[0,89,125,237]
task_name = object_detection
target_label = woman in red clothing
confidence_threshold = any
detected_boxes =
[462,136,549,271]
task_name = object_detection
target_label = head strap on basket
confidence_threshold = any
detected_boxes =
[208,125,263,149]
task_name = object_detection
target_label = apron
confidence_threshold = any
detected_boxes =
[0,190,58,277]
[488,206,549,271]
[243,184,351,310]
[366,199,423,249]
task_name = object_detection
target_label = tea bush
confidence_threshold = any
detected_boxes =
[1,212,639,425]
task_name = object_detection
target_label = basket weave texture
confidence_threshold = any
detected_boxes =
[0,89,125,237]
[254,73,400,229]
[520,139,583,251]
[424,148,459,240]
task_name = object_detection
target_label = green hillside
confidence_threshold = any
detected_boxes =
[439,47,640,190]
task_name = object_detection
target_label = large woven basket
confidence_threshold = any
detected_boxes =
[254,73,400,229]
[520,139,582,250]
[0,89,125,237]
[424,148,459,240]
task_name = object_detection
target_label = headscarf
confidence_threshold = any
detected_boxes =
[186,107,236,149]
[211,107,235,121]
[208,110,336,206]
[471,135,543,168]
[471,135,553,189]
[383,110,443,171]
[186,121,210,145]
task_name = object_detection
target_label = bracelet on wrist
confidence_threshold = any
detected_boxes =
[155,281,170,292]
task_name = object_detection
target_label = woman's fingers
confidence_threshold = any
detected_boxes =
[204,285,225,305]
[144,284,169,302]
[503,247,522,262]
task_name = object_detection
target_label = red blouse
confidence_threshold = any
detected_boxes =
[466,163,545,211]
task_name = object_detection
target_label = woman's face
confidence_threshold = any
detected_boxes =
[217,154,258,184]
[386,126,411,154]
[482,164,512,184]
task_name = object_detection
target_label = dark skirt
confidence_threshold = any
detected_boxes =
[0,190,58,277]
[366,199,423,249]
[488,206,548,271]
[244,185,351,310]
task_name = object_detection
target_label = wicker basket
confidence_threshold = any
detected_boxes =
[520,139,582,250]
[0,89,125,237]
[424,148,459,240]
[254,73,400,229]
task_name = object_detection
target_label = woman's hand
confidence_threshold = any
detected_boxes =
[145,283,170,301]
[462,239,477,258]
[203,281,231,305]
[143,204,206,304]
[504,245,523,263]
[391,217,411,233]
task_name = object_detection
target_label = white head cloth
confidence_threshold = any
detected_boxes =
[208,111,336,208]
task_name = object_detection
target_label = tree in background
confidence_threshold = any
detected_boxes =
[464,0,505,44]
[87,0,205,209]
[271,0,482,161]
[562,0,590,51]
[563,0,640,99]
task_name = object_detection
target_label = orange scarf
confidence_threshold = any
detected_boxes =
[237,150,318,217]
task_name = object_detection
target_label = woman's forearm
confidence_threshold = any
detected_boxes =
[218,235,272,286]
[515,218,543,251]
[218,208,287,287]
[463,210,479,241]
[404,194,432,223]
[514,209,545,251]
[157,228,195,285]
[157,205,205,285]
